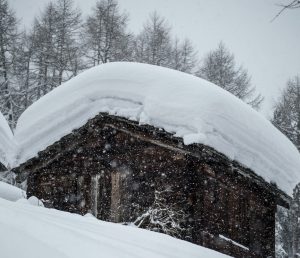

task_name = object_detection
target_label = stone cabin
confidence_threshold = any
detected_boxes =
[11,63,300,258]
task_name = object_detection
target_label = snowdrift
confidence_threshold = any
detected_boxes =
[0,181,26,201]
[0,197,230,258]
[12,62,300,195]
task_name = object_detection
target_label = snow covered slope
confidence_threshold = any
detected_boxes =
[0,197,230,258]
[0,112,15,168]
[13,62,300,195]
[0,181,26,201]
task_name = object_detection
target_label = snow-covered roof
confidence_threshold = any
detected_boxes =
[13,62,300,195]
[0,112,14,167]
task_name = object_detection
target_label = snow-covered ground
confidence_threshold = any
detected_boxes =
[0,191,230,258]
[11,62,300,195]
[0,181,26,201]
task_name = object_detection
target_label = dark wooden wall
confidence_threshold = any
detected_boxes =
[20,114,280,258]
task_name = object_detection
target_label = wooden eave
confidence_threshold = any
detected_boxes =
[13,113,292,208]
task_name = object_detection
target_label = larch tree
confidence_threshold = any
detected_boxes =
[170,38,198,74]
[198,42,264,109]
[83,0,133,67]
[134,12,173,67]
[54,0,82,85]
[31,2,57,99]
[278,183,300,257]
[276,206,292,257]
[29,0,82,94]
[12,31,36,117]
[291,183,300,257]
[8,0,84,124]
[272,77,300,257]
[0,0,19,128]
[272,76,300,151]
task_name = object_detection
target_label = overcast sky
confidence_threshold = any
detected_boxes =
[9,0,300,117]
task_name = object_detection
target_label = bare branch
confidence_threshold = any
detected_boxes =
[271,0,300,22]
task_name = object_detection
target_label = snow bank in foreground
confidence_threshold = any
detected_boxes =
[14,62,300,195]
[0,112,14,167]
[0,181,25,201]
[0,197,230,258]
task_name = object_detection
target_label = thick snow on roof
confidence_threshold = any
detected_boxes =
[0,197,231,258]
[0,112,14,167]
[14,62,300,195]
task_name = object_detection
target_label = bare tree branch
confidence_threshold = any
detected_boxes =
[271,0,300,22]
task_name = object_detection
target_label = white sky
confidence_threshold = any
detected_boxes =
[9,0,300,117]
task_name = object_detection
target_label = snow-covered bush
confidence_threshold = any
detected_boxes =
[134,189,190,239]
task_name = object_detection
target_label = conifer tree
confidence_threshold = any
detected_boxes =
[272,76,300,151]
[134,12,173,67]
[170,38,197,74]
[83,0,132,66]
[198,42,263,109]
[0,0,19,127]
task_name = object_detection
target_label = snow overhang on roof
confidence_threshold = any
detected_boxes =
[0,112,15,168]
[12,62,300,196]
